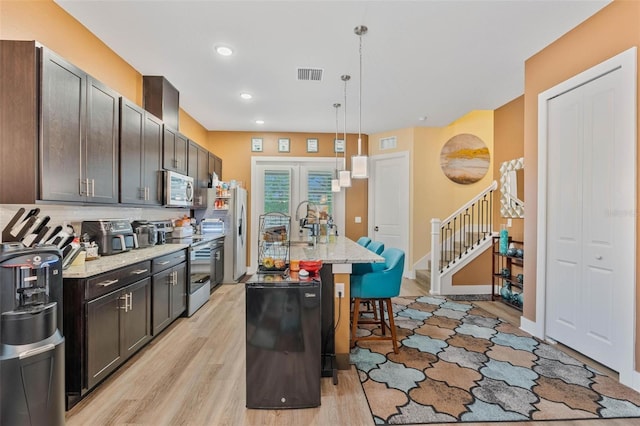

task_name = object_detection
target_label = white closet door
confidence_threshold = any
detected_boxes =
[545,61,635,372]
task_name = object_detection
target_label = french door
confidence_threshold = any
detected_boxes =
[250,157,345,271]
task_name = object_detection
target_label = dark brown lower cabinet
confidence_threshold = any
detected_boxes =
[64,251,186,409]
[152,262,187,335]
[86,277,150,389]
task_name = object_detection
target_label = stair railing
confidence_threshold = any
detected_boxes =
[430,180,497,293]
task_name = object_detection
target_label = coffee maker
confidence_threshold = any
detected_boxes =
[0,242,65,425]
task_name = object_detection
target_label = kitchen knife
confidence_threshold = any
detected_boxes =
[30,226,51,247]
[2,207,25,240]
[45,226,63,245]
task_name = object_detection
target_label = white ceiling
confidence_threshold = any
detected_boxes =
[55,0,610,134]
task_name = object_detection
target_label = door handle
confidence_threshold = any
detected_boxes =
[374,226,379,231]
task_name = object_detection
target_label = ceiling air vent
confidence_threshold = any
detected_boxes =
[297,67,324,81]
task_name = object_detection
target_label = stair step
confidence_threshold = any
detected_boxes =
[415,269,430,287]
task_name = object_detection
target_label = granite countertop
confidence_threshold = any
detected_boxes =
[63,232,226,279]
[63,244,190,279]
[289,235,384,264]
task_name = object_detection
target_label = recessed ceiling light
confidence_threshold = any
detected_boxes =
[418,116,427,121]
[240,92,252,100]
[215,45,233,56]
[255,120,265,125]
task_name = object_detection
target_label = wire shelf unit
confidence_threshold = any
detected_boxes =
[257,212,290,274]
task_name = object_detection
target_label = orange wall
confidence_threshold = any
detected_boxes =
[523,1,640,365]
[493,95,525,242]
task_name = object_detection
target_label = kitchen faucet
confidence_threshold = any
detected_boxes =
[295,200,320,247]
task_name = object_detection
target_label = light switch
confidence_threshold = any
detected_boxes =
[507,218,512,227]
[354,216,362,223]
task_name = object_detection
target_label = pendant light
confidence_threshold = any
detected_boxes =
[339,74,352,187]
[331,103,341,193]
[351,25,369,179]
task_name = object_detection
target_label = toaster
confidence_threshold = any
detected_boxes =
[131,221,158,248]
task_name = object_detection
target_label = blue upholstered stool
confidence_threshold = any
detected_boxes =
[356,236,371,247]
[350,248,405,353]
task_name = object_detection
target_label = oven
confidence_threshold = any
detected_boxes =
[187,240,213,316]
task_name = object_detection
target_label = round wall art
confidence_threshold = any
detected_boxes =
[439,133,490,184]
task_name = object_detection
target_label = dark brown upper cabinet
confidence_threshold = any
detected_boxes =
[0,40,119,204]
[208,152,223,181]
[188,140,210,209]
[163,126,188,174]
[120,99,163,205]
[143,76,179,130]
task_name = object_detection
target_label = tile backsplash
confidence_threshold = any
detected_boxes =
[1,204,188,242]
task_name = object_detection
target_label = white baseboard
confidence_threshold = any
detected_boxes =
[519,316,542,339]
[440,284,492,295]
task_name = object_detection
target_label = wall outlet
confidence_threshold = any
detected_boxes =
[354,216,362,223]
[507,218,512,227]
[335,283,345,298]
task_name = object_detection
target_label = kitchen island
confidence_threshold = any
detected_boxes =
[288,235,384,370]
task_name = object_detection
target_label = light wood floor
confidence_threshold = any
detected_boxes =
[66,278,639,426]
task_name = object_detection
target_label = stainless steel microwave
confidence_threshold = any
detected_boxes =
[164,171,194,207]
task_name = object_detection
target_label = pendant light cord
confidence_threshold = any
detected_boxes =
[334,103,340,177]
[355,25,367,157]
[358,31,363,156]
[341,74,350,163]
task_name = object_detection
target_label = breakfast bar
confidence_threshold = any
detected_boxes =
[288,236,384,370]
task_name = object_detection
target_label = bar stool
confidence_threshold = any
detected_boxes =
[350,248,405,353]
[356,237,371,247]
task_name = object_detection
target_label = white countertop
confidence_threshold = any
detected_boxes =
[62,233,224,279]
[63,244,189,279]
[289,236,384,264]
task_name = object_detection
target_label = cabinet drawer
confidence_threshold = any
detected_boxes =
[86,261,151,300]
[152,249,187,273]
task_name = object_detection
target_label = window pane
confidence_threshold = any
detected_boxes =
[307,170,333,216]
[264,169,290,214]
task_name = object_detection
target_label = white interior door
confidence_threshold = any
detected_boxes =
[369,152,410,274]
[543,49,636,373]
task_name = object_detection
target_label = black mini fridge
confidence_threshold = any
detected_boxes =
[245,275,321,409]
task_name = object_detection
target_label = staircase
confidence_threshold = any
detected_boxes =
[422,181,497,295]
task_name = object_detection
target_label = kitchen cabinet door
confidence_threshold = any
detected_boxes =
[87,289,124,389]
[40,48,86,203]
[85,77,119,203]
[120,99,145,204]
[171,262,187,321]
[120,99,163,205]
[188,141,210,209]
[122,277,152,356]
[40,48,119,204]
[152,267,172,335]
[163,126,188,174]
[208,152,223,181]
[142,112,163,205]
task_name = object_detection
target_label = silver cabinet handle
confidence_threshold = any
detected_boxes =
[158,260,171,265]
[19,344,55,359]
[91,179,95,197]
[119,293,128,312]
[145,187,149,200]
[131,269,148,275]
[127,292,133,311]
[98,279,119,287]
[168,271,174,286]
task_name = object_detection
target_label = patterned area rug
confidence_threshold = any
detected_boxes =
[350,296,640,424]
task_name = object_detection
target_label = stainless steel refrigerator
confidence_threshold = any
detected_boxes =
[245,275,321,409]
[211,187,247,282]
